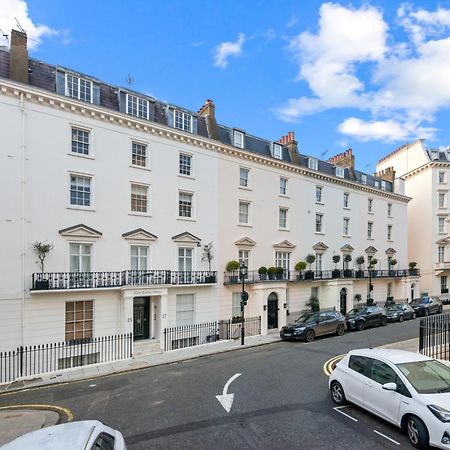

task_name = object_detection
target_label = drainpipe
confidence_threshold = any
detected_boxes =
[20,91,26,347]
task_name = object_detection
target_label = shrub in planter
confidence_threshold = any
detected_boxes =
[275,266,284,280]
[226,260,240,283]
[305,254,316,279]
[409,261,418,276]
[355,256,365,278]
[366,297,375,306]
[388,258,397,275]
[267,266,277,280]
[385,296,395,307]
[307,296,320,312]
[295,261,307,280]
[33,241,53,290]
[332,255,341,278]
[258,266,268,280]
[343,254,353,277]
[369,257,378,269]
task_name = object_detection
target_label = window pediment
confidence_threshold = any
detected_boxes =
[340,244,354,253]
[385,247,396,256]
[436,238,449,245]
[365,246,378,255]
[172,231,201,244]
[234,237,256,247]
[122,228,157,242]
[59,224,102,238]
[313,242,328,253]
[273,240,296,250]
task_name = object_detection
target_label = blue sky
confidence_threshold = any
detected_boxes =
[2,0,450,173]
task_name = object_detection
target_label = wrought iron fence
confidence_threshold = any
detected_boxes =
[0,333,132,384]
[419,313,450,361]
[164,317,261,351]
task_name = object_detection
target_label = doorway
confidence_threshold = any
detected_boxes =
[411,283,416,302]
[133,297,150,340]
[267,293,279,329]
[339,288,347,315]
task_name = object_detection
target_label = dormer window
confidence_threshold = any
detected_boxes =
[361,174,367,185]
[381,180,387,190]
[308,158,318,170]
[335,167,345,178]
[65,74,92,103]
[126,94,149,120]
[273,143,282,160]
[374,180,380,188]
[174,110,193,133]
[233,130,244,149]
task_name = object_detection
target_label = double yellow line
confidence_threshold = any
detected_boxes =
[323,354,345,376]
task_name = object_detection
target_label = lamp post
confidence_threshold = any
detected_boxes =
[367,257,374,305]
[239,263,248,346]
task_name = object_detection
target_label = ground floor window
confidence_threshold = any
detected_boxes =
[65,300,93,341]
[441,276,448,293]
[232,292,241,319]
[176,294,195,326]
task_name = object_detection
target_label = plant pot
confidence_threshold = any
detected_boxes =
[409,269,418,276]
[441,288,449,294]
[229,276,238,283]
[276,273,283,280]
[355,270,364,278]
[205,275,216,283]
[389,270,396,276]
[304,271,314,280]
[35,279,49,290]
[332,270,340,278]
[268,273,276,280]
[296,273,304,281]
[343,269,352,278]
[259,274,267,280]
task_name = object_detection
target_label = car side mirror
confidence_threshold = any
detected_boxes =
[382,382,397,391]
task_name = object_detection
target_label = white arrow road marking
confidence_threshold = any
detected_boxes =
[216,373,242,413]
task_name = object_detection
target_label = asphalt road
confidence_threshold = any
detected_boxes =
[0,319,422,449]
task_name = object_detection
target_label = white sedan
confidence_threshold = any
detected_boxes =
[329,348,450,449]
[1,420,127,450]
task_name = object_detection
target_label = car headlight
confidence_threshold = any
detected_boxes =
[293,327,306,334]
[428,404,450,422]
[391,313,398,317]
[348,319,355,323]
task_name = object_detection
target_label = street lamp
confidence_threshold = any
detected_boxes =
[367,257,376,305]
[239,263,248,346]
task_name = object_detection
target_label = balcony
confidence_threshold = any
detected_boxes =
[223,269,419,285]
[31,270,217,291]
[435,262,450,271]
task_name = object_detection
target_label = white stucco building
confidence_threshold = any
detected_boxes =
[0,31,417,354]
[377,139,450,297]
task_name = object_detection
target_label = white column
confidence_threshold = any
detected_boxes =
[121,290,134,335]
[159,292,169,350]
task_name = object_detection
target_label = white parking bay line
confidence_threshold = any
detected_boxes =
[373,429,400,445]
[333,406,358,422]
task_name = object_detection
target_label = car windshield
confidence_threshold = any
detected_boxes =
[397,360,450,394]
[347,308,367,317]
[388,305,403,311]
[295,313,318,324]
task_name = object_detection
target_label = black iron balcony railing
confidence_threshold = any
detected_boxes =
[223,268,420,285]
[32,270,217,291]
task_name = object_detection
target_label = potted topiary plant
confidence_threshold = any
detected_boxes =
[305,254,316,280]
[343,254,352,277]
[356,256,365,278]
[295,261,307,280]
[369,257,378,270]
[267,266,277,280]
[275,266,284,280]
[307,296,320,312]
[258,266,267,280]
[409,261,418,276]
[33,241,53,289]
[202,242,216,282]
[332,255,341,278]
[226,260,240,283]
[388,258,397,276]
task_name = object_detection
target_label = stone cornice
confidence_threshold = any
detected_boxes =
[402,161,450,180]
[0,78,410,203]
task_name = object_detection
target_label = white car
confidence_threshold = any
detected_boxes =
[1,420,127,450]
[329,349,450,449]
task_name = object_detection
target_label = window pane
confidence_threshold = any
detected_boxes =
[131,184,148,213]
[70,175,91,206]
[179,192,193,217]
[132,142,147,167]
[179,154,192,176]
[71,128,90,155]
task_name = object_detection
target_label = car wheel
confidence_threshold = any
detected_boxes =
[381,316,388,326]
[330,381,347,406]
[406,415,429,449]
[336,324,345,336]
[412,313,416,319]
[356,320,365,331]
[399,315,404,322]
[305,329,315,342]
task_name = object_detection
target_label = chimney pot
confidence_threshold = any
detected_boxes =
[10,29,28,84]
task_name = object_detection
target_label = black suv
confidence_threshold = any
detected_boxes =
[280,310,346,342]
[345,306,387,331]
[409,297,443,316]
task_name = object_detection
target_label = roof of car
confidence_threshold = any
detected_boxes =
[348,348,432,364]
[2,420,101,450]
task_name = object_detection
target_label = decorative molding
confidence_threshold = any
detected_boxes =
[313,242,328,252]
[234,237,256,247]
[122,228,157,241]
[436,238,449,245]
[385,247,397,256]
[365,246,378,255]
[172,231,201,244]
[0,79,411,203]
[59,223,102,238]
[340,244,354,253]
[273,240,296,250]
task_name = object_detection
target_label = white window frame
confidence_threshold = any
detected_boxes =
[69,242,92,272]
[367,222,373,239]
[316,186,323,203]
[239,200,251,225]
[238,250,250,268]
[368,198,373,213]
[343,217,350,236]
[130,182,150,214]
[381,180,387,190]
[441,275,447,291]
[361,174,367,185]
[174,110,193,133]
[178,247,194,271]
[387,224,393,241]
[69,172,93,209]
[131,141,148,168]
[273,143,282,160]
[232,293,241,318]
[126,93,149,120]
[239,167,250,188]
[178,191,194,219]
[315,213,323,233]
[179,152,193,177]
[308,158,318,170]
[279,207,288,229]
[279,177,288,196]
[343,192,350,208]
[315,253,322,271]
[388,203,392,217]
[71,126,90,156]
[438,246,445,263]
[275,251,290,271]
[439,192,446,208]
[439,171,446,184]
[130,245,149,271]
[65,73,93,103]
[233,130,244,149]
[176,294,195,326]
[439,217,446,234]
[335,166,345,178]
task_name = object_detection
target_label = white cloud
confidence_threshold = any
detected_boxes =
[287,15,298,28]
[213,33,245,69]
[275,2,450,142]
[0,0,57,50]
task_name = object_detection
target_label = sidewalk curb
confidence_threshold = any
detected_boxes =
[0,404,73,423]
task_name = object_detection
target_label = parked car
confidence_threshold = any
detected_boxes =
[345,306,387,331]
[410,297,443,317]
[329,348,450,449]
[386,303,416,322]
[280,310,346,342]
[2,420,127,450]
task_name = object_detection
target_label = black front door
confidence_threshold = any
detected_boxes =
[133,297,149,340]
[267,293,278,329]
[340,288,347,315]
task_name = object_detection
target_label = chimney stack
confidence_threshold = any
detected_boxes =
[374,166,396,183]
[10,29,28,84]
[327,148,355,170]
[279,131,299,164]
[198,99,219,140]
